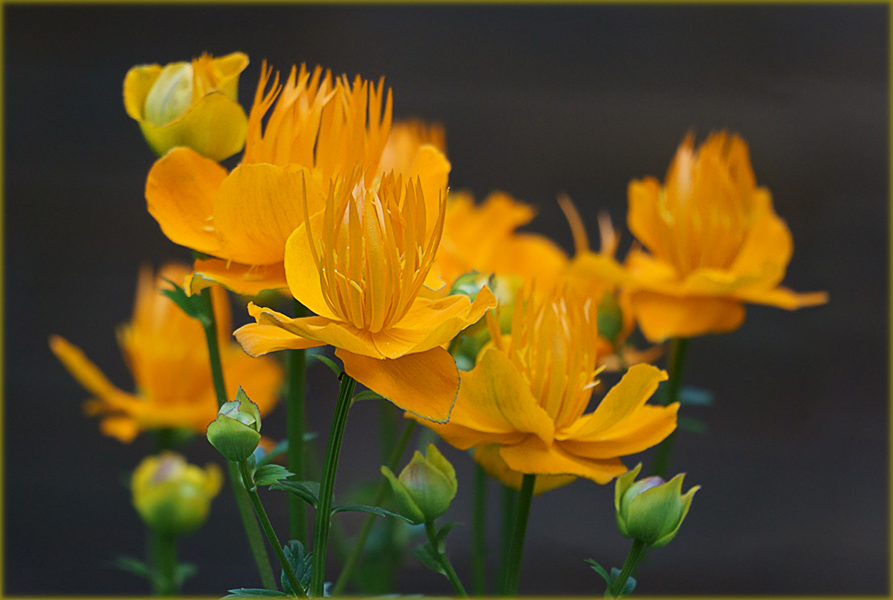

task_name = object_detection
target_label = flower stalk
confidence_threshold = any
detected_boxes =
[650,337,689,478]
[607,539,646,598]
[471,461,488,595]
[502,473,536,596]
[311,372,357,597]
[287,300,310,544]
[149,529,178,596]
[424,520,468,597]
[332,419,417,595]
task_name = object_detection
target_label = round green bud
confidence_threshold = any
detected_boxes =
[131,451,222,537]
[614,463,699,548]
[381,444,458,525]
[206,388,262,462]
[596,291,624,344]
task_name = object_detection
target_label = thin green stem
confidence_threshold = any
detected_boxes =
[149,529,178,596]
[502,473,536,596]
[650,337,689,478]
[310,373,357,597]
[332,419,417,595]
[196,288,276,590]
[238,461,308,598]
[425,520,469,597]
[497,484,518,594]
[288,300,309,544]
[471,461,488,595]
[608,539,646,598]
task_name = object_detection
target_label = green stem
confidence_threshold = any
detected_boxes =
[471,461,488,595]
[649,337,689,478]
[311,372,357,597]
[497,484,519,594]
[425,520,469,597]
[502,473,536,596]
[288,300,310,544]
[149,529,178,596]
[238,461,308,599]
[608,539,646,598]
[332,419,417,595]
[197,288,276,590]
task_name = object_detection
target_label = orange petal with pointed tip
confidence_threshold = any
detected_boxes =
[337,346,458,423]
[408,145,451,238]
[49,335,125,399]
[473,444,575,495]
[284,213,341,321]
[233,322,326,357]
[560,404,679,459]
[145,147,226,255]
[187,258,288,297]
[499,436,627,484]
[629,290,746,342]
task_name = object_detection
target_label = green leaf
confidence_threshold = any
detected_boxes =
[351,390,385,403]
[175,563,197,587]
[280,540,313,596]
[435,522,459,548]
[678,386,714,407]
[110,555,152,581]
[313,354,341,375]
[585,558,612,586]
[678,416,708,434]
[412,541,446,577]
[270,480,321,509]
[254,464,294,487]
[331,504,414,523]
[223,588,290,598]
[160,279,209,325]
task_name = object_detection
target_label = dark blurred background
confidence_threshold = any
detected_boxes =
[4,4,888,596]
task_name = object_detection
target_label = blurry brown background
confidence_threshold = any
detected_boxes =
[5,4,888,595]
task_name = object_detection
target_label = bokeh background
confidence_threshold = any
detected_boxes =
[5,3,888,596]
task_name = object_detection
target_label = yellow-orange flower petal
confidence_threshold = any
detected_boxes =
[186,258,288,297]
[145,147,227,256]
[629,290,746,342]
[336,346,458,423]
[473,444,575,495]
[499,437,627,485]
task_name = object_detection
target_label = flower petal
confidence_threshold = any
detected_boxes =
[408,145,451,239]
[734,285,829,310]
[49,335,126,399]
[559,404,679,459]
[233,323,326,356]
[337,346,458,423]
[499,436,627,484]
[728,190,793,288]
[559,364,668,440]
[629,290,746,342]
[214,163,318,265]
[474,444,576,495]
[145,147,227,256]
[284,213,340,321]
[187,258,288,296]
[123,63,162,121]
[626,177,665,257]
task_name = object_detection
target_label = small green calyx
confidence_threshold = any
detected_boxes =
[597,291,624,344]
[381,444,458,525]
[614,463,699,548]
[207,388,262,461]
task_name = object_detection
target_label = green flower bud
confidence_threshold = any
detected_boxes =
[131,451,222,537]
[614,463,699,548]
[206,388,262,461]
[597,291,624,344]
[381,444,458,525]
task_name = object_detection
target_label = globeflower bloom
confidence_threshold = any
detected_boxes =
[146,62,402,296]
[124,52,249,161]
[49,264,282,442]
[412,286,678,485]
[625,131,828,342]
[235,167,496,423]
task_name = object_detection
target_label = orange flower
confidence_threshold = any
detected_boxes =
[145,62,404,296]
[49,264,282,442]
[434,191,568,290]
[234,167,496,423]
[124,52,249,161]
[625,132,827,341]
[412,286,678,488]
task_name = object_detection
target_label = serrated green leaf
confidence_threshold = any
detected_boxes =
[351,390,384,403]
[585,558,612,586]
[160,280,209,325]
[331,504,414,523]
[280,540,312,596]
[313,354,341,375]
[678,416,708,434]
[110,555,152,580]
[254,464,294,487]
[224,588,290,598]
[270,481,321,509]
[412,542,446,576]
[175,563,197,587]
[678,386,714,407]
